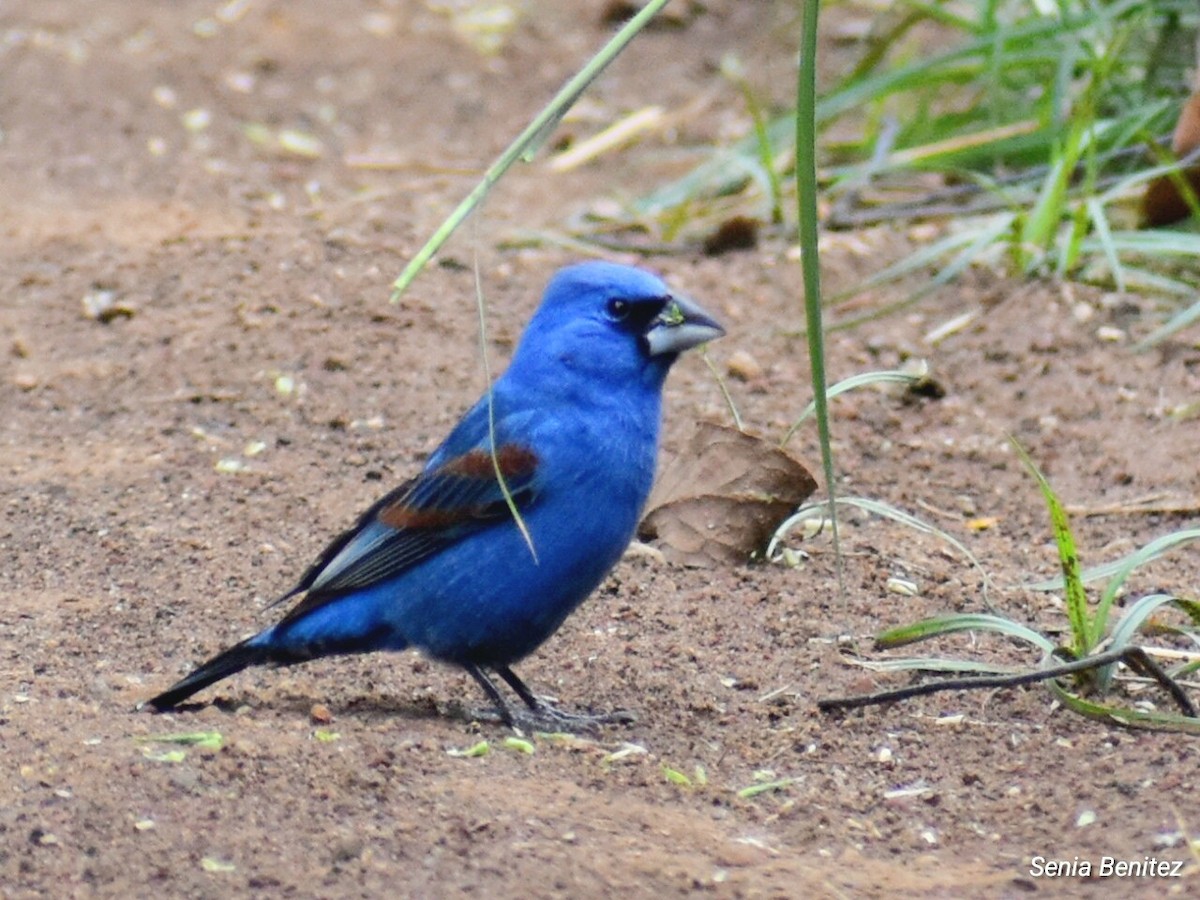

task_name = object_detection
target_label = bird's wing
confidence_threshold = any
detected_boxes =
[274,438,540,622]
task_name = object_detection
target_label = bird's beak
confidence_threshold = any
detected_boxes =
[644,294,725,357]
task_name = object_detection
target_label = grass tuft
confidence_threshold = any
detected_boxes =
[818,444,1200,733]
[620,0,1200,341]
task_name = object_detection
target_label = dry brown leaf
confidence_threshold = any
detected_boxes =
[638,422,817,566]
[702,215,759,256]
[1141,90,1200,228]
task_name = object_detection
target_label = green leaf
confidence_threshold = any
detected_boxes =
[662,765,692,787]
[136,731,223,751]
[1026,529,1200,591]
[140,748,188,764]
[795,0,841,589]
[1085,197,1124,292]
[1135,299,1200,350]
[447,740,491,758]
[1098,594,1195,693]
[1048,680,1200,734]
[737,778,795,799]
[854,656,1026,675]
[502,736,536,755]
[875,613,1056,655]
[1010,440,1091,655]
[1095,529,1200,646]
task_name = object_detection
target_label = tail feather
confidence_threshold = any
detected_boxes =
[142,610,393,712]
[142,639,272,711]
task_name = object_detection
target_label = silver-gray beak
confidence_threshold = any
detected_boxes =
[644,294,725,357]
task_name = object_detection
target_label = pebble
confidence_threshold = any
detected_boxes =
[726,350,764,382]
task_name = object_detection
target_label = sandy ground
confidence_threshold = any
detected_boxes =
[3,2,1199,897]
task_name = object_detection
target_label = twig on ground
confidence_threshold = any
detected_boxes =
[818,646,1198,718]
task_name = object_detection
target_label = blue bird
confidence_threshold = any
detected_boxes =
[144,261,723,728]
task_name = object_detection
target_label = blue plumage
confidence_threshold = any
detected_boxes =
[144,262,723,728]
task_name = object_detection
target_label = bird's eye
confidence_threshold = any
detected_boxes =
[606,298,631,322]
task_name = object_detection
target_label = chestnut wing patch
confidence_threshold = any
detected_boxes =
[378,446,537,529]
[277,445,539,619]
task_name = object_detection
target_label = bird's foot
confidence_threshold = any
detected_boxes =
[462,664,636,733]
[468,702,636,734]
[517,702,636,734]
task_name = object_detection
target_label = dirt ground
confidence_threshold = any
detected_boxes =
[3,2,1199,897]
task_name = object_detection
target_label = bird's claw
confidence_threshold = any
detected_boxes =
[519,703,637,733]
[468,702,636,734]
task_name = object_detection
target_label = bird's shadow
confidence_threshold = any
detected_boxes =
[143,692,501,729]
[141,691,637,734]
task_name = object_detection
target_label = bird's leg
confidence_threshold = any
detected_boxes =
[464,663,517,728]
[493,665,635,731]
[493,664,542,711]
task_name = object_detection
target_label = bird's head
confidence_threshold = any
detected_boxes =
[508,262,725,393]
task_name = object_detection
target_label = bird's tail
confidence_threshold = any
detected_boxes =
[141,639,275,711]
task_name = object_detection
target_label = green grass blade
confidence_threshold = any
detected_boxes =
[769,494,994,608]
[721,54,784,224]
[1010,440,1092,656]
[1099,593,1179,692]
[828,223,997,304]
[818,12,1091,124]
[829,213,1016,328]
[796,0,840,584]
[849,496,992,605]
[626,0,1200,311]
[1026,528,1200,592]
[1134,298,1200,350]
[876,614,1056,655]
[1173,597,1200,627]
[1095,529,1200,641]
[1085,197,1124,292]
[1019,142,1074,263]
[701,348,744,432]
[1110,265,1198,298]
[1048,679,1200,734]
[472,261,536,561]
[780,368,928,446]
[1079,230,1200,258]
[634,117,791,216]
[1113,596,1192,647]
[389,0,674,300]
[854,656,1026,675]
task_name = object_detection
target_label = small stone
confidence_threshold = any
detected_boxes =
[152,85,178,108]
[886,577,919,596]
[726,350,764,382]
[181,108,212,132]
[310,703,333,725]
[330,836,364,863]
[278,129,324,159]
[13,373,37,391]
[716,841,769,867]
[81,290,135,323]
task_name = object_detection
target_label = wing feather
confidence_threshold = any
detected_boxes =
[274,443,539,625]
